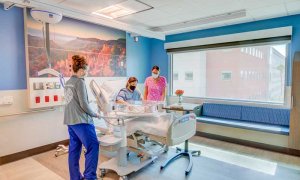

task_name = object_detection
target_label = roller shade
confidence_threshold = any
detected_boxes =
[165,26,292,53]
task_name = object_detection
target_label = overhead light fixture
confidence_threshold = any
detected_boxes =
[150,9,246,32]
[92,0,153,19]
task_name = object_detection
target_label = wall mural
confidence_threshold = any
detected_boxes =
[27,10,126,77]
[26,9,126,108]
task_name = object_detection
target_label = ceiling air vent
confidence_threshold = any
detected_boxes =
[150,9,246,32]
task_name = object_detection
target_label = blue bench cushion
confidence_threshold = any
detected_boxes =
[241,106,290,126]
[202,103,242,120]
[201,103,290,127]
[269,109,290,126]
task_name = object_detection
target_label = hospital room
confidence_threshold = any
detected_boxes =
[1,0,300,180]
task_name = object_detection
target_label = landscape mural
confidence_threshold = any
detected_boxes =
[26,10,126,77]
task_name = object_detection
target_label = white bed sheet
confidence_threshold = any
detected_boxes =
[90,79,174,137]
[107,112,174,137]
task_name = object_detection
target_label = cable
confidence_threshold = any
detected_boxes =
[97,114,136,127]
[59,73,65,88]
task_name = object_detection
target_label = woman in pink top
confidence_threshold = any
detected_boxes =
[144,65,167,101]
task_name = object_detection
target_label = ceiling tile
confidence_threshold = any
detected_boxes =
[248,4,287,20]
[144,16,187,27]
[284,0,300,2]
[138,0,175,8]
[239,0,285,10]
[117,18,149,27]
[190,1,244,18]
[119,8,169,22]
[28,0,298,36]
[35,0,66,4]
[286,1,300,15]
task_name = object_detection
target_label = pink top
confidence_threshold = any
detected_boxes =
[145,76,167,101]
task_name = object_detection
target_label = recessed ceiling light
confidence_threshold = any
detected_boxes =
[92,0,152,19]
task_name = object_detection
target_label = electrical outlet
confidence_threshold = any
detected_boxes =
[3,96,13,105]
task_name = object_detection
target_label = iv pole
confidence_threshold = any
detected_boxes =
[37,22,65,87]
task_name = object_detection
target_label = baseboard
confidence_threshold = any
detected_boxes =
[2,132,300,165]
[196,131,300,157]
[0,139,69,165]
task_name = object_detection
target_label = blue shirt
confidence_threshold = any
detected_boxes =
[116,88,141,102]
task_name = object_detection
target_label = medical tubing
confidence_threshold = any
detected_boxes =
[59,73,65,88]
[96,115,135,126]
[96,115,119,126]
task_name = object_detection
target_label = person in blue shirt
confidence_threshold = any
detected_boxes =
[116,77,142,104]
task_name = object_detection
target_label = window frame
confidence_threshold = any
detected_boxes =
[173,71,179,81]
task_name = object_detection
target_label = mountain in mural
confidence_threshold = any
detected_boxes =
[62,37,106,51]
[28,34,126,77]
[28,34,62,49]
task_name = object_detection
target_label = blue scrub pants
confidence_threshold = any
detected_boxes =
[68,124,99,180]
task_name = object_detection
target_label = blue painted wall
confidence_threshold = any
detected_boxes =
[126,36,169,82]
[126,33,151,83]
[0,5,26,90]
[128,37,169,81]
[150,38,169,79]
[165,14,300,86]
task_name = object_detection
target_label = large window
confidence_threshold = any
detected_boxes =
[172,43,288,103]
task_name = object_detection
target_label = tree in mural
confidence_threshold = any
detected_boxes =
[110,40,126,77]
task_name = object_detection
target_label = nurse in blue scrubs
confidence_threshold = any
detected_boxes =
[116,76,142,104]
[64,55,100,180]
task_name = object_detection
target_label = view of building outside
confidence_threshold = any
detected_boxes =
[172,51,206,97]
[172,43,287,103]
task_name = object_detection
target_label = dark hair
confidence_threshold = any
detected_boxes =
[152,65,159,71]
[72,55,88,73]
[126,77,138,87]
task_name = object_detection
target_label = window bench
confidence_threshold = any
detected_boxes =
[195,103,290,135]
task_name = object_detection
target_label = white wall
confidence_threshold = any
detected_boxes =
[0,79,143,157]
[0,90,68,157]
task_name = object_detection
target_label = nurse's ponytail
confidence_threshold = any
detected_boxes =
[72,55,88,73]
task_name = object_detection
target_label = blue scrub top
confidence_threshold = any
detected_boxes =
[116,88,142,102]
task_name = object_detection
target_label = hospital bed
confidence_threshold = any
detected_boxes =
[89,79,197,179]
